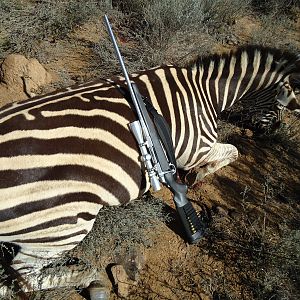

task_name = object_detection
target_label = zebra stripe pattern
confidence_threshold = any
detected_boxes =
[221,83,286,133]
[0,46,299,296]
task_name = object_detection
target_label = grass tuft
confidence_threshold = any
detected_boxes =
[69,194,170,267]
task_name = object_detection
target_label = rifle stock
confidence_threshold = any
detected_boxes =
[164,173,204,244]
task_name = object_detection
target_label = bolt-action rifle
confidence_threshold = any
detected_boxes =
[104,15,204,244]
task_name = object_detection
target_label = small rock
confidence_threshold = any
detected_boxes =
[117,248,145,281]
[88,281,110,300]
[111,265,137,298]
[0,54,52,106]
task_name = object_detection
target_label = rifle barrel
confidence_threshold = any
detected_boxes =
[103,15,143,122]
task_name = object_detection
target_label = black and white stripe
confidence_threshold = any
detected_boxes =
[221,83,286,133]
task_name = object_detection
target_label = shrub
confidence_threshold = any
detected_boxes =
[69,194,170,266]
[113,0,250,45]
[0,0,109,58]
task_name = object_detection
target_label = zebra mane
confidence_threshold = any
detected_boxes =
[189,45,299,70]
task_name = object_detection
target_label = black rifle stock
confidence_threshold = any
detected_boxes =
[164,172,204,243]
[104,15,204,244]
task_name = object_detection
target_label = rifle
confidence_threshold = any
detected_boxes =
[104,15,204,244]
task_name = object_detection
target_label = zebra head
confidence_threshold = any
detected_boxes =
[276,78,300,111]
[241,77,299,134]
[226,52,300,134]
[252,52,300,133]
[276,53,300,111]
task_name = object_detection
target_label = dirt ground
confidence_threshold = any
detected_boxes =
[1,9,299,300]
[125,126,300,299]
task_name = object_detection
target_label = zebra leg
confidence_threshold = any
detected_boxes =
[185,143,238,186]
[1,249,110,300]
[0,271,110,300]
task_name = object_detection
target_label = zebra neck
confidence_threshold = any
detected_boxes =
[192,48,294,114]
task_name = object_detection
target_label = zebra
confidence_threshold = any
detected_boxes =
[0,45,299,299]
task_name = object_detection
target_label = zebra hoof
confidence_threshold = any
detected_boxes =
[184,169,204,187]
[87,281,110,300]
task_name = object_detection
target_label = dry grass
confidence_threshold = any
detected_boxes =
[255,111,300,153]
[70,195,170,261]
[0,0,110,59]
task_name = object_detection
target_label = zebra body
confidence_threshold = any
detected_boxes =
[0,46,299,296]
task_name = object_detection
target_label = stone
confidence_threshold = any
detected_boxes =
[0,54,52,106]
[111,264,135,298]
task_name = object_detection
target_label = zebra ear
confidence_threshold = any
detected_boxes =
[289,73,300,90]
[281,74,300,111]
[276,81,293,107]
